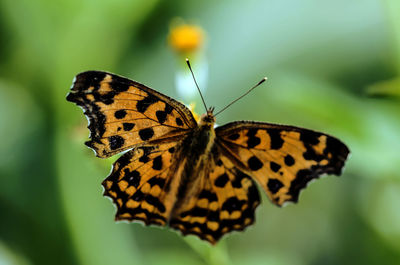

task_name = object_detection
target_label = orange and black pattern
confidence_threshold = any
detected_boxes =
[67,71,350,244]
[102,141,179,226]
[216,122,349,206]
[169,144,261,244]
[67,71,196,158]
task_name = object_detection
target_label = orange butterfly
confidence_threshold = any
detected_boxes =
[67,63,349,244]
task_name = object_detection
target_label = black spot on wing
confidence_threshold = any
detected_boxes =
[123,123,135,131]
[222,197,245,213]
[152,155,163,170]
[267,129,284,150]
[156,110,167,124]
[175,117,183,126]
[156,103,174,124]
[267,179,284,194]
[136,95,158,113]
[139,128,154,141]
[168,147,175,153]
[246,128,261,148]
[270,162,281,172]
[214,173,229,188]
[114,109,127,119]
[109,135,124,150]
[284,155,295,166]
[110,77,130,92]
[124,169,141,188]
[248,156,263,171]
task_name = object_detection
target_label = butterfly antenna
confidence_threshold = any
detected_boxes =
[186,58,208,112]
[214,77,268,117]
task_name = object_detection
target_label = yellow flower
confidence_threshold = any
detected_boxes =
[168,23,205,53]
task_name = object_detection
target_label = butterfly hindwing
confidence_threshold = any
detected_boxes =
[67,71,197,158]
[216,121,349,206]
[169,145,260,244]
[102,141,181,226]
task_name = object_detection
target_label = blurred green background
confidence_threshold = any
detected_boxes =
[1,0,400,264]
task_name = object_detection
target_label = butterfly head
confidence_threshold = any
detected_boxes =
[199,107,216,127]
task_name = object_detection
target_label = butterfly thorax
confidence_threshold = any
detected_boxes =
[183,111,216,169]
[196,111,216,151]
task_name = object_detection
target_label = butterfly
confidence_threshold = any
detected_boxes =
[66,68,349,244]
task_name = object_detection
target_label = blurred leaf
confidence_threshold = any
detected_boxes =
[0,79,43,172]
[384,0,400,70]
[146,249,204,265]
[232,250,303,265]
[0,241,31,265]
[367,76,400,97]
[359,181,400,251]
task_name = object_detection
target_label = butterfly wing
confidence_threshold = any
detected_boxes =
[103,140,182,226]
[169,144,260,244]
[215,121,349,206]
[67,71,197,158]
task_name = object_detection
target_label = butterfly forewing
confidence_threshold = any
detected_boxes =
[67,71,197,158]
[216,121,349,206]
[169,145,260,244]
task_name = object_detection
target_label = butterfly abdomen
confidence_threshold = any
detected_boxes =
[171,120,216,213]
